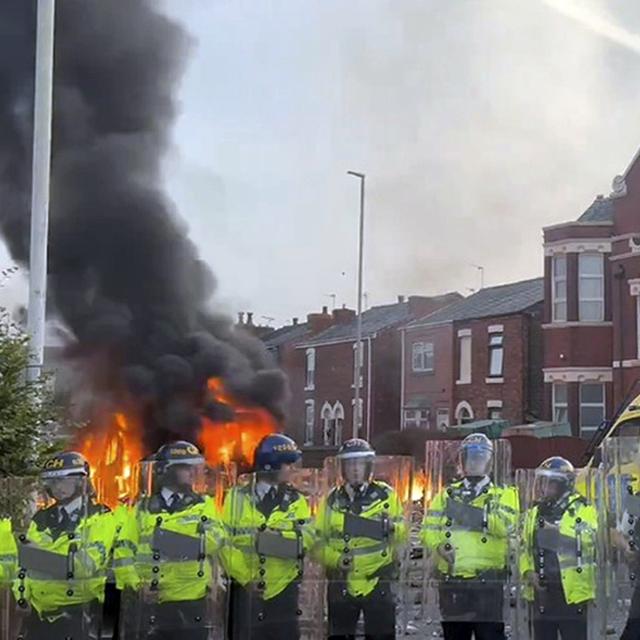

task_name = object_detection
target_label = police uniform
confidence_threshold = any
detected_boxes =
[14,452,116,640]
[113,441,223,640]
[221,433,311,640]
[520,457,597,640]
[422,434,518,640]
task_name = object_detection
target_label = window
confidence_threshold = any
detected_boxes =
[304,400,315,445]
[321,402,333,446]
[455,401,474,425]
[352,398,363,434]
[412,342,434,372]
[580,382,605,436]
[488,408,502,421]
[305,348,315,390]
[488,333,504,377]
[403,409,430,429]
[458,333,472,384]
[353,343,364,388]
[333,402,344,445]
[552,383,568,424]
[552,255,567,322]
[579,253,604,322]
[436,408,450,430]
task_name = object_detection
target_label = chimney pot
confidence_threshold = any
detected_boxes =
[397,295,405,303]
[292,317,299,326]
[322,305,328,315]
[238,312,245,324]
[246,312,254,325]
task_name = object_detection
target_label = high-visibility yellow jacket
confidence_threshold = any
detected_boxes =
[0,517,17,584]
[113,491,223,604]
[220,483,312,601]
[315,481,407,598]
[422,480,519,578]
[11,501,116,617]
[519,493,597,605]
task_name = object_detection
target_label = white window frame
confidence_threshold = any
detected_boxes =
[403,409,430,429]
[578,253,604,322]
[436,408,450,430]
[333,402,344,446]
[488,408,502,421]
[305,348,316,390]
[454,401,474,425]
[321,402,333,446]
[552,255,567,323]
[552,382,568,425]
[412,342,434,373]
[579,382,605,437]
[304,400,315,445]
[488,333,504,378]
[457,332,472,384]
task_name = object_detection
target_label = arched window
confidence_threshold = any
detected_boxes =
[455,401,474,425]
[321,402,334,446]
[333,402,345,446]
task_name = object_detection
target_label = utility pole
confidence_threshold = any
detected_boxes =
[27,0,56,381]
[347,171,365,438]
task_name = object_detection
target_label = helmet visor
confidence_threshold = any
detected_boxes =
[340,457,373,486]
[44,476,86,502]
[534,468,573,501]
[461,444,492,476]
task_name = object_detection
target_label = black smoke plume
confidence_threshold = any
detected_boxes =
[0,0,287,450]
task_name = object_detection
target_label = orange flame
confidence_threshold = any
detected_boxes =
[76,411,143,509]
[199,377,277,469]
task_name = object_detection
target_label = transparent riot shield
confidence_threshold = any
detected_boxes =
[118,460,227,640]
[0,476,104,640]
[421,439,516,637]
[221,467,324,640]
[600,436,640,638]
[319,455,414,639]
[514,465,604,640]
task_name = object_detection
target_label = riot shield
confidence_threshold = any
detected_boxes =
[600,436,640,638]
[421,438,516,637]
[0,475,106,640]
[118,460,227,640]
[319,455,414,639]
[514,465,604,640]
[221,467,324,640]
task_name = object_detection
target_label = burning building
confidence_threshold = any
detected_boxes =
[0,1,287,506]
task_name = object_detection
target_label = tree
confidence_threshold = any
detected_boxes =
[0,315,60,477]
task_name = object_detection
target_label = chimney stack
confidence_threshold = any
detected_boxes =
[397,295,406,304]
[333,306,356,325]
[246,312,254,326]
[292,317,299,326]
[307,305,334,335]
[238,312,245,325]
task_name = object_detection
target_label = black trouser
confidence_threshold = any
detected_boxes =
[140,598,209,640]
[532,584,588,640]
[621,584,640,640]
[22,600,101,640]
[229,581,300,640]
[327,579,396,640]
[438,575,506,640]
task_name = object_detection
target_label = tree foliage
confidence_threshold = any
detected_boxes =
[0,318,60,476]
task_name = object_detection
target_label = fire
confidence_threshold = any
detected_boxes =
[77,411,143,509]
[75,377,277,508]
[199,377,277,470]
[412,470,429,503]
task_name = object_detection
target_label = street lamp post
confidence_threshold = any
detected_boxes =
[347,171,365,439]
[27,0,56,382]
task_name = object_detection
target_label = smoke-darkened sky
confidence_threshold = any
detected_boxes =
[2,0,640,327]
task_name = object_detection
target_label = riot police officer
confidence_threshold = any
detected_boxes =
[519,457,597,640]
[422,433,518,640]
[113,440,223,640]
[13,451,116,639]
[221,433,312,640]
[316,438,407,640]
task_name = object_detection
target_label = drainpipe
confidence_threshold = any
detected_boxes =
[366,337,373,442]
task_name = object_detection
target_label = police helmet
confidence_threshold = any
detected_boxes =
[535,456,575,499]
[460,433,494,477]
[40,451,90,480]
[155,441,204,473]
[337,438,375,486]
[254,434,301,472]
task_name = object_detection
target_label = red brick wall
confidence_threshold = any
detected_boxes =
[370,330,403,437]
[453,314,535,425]
[544,325,613,368]
[403,324,455,425]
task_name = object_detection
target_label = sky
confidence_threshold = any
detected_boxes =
[3,0,640,329]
